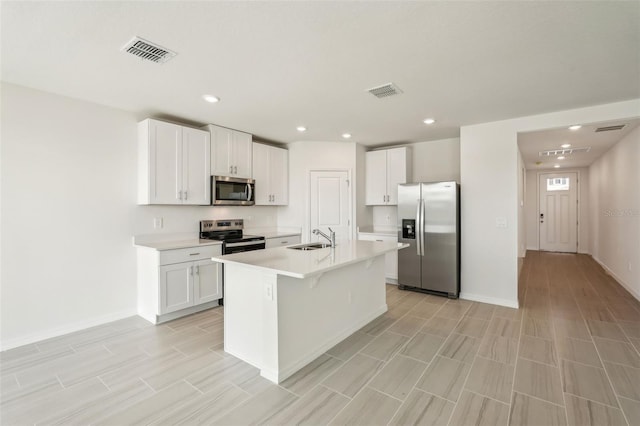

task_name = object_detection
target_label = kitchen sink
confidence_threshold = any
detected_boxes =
[287,242,332,251]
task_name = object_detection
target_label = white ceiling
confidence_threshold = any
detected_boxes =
[2,1,639,146]
[518,118,640,170]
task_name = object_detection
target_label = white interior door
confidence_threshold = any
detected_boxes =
[539,172,578,253]
[309,170,351,242]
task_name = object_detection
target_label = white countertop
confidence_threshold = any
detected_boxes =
[134,239,222,250]
[212,240,408,279]
[132,228,300,251]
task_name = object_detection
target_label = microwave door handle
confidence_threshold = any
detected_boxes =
[246,183,253,201]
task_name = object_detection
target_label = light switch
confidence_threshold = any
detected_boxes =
[265,283,273,301]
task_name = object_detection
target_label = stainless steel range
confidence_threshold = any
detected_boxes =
[200,219,265,306]
[199,219,266,254]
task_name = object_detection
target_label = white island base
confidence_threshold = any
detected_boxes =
[221,247,392,383]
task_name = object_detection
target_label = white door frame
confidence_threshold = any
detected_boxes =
[536,170,581,252]
[306,168,354,243]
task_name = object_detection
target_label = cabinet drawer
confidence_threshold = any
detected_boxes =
[159,245,221,265]
[266,235,301,249]
[358,234,397,243]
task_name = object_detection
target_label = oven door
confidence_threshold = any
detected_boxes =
[213,176,255,206]
[223,240,266,254]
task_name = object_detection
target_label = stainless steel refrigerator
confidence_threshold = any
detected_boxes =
[397,181,460,298]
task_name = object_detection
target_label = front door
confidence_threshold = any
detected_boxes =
[309,170,351,242]
[539,172,578,253]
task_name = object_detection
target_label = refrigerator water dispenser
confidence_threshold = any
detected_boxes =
[402,219,416,239]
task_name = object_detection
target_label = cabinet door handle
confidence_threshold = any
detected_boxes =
[184,190,188,200]
[229,165,233,174]
[177,190,182,200]
[376,240,383,242]
[234,166,238,174]
[190,266,193,276]
[195,265,199,275]
[281,241,288,244]
[189,252,201,256]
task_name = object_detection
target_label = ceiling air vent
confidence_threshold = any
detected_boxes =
[595,124,626,132]
[367,83,403,98]
[539,147,591,157]
[121,36,176,64]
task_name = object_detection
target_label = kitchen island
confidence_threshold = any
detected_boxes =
[212,240,408,383]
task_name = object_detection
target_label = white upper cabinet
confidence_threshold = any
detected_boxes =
[365,147,410,205]
[232,131,253,179]
[252,143,288,205]
[138,119,210,205]
[205,124,252,178]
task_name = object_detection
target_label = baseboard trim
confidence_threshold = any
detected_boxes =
[592,256,640,302]
[0,308,138,352]
[460,292,519,309]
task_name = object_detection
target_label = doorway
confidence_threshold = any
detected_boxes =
[309,170,352,242]
[538,172,578,253]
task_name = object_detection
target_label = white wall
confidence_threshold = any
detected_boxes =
[589,127,640,299]
[277,141,358,242]
[0,83,279,350]
[1,83,138,349]
[517,149,526,258]
[525,168,589,254]
[371,138,461,230]
[411,138,460,183]
[460,98,640,308]
[356,144,373,231]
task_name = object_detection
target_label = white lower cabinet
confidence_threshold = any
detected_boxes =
[138,244,222,323]
[265,234,301,249]
[159,263,193,314]
[358,233,398,281]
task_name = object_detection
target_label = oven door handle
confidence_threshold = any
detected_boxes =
[225,240,265,248]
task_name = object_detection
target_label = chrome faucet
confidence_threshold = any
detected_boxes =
[313,227,336,248]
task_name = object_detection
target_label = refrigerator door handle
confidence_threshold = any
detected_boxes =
[415,200,421,256]
[421,199,426,257]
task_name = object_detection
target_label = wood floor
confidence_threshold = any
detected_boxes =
[2,251,640,425]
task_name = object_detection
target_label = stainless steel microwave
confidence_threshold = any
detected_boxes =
[212,176,255,206]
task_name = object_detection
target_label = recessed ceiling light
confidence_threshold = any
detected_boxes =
[569,125,582,131]
[202,94,220,103]
[561,143,571,148]
[296,126,307,132]
[554,164,560,168]
[423,118,436,125]
[342,133,352,139]
[557,156,565,160]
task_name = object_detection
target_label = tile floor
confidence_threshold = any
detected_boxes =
[1,251,640,425]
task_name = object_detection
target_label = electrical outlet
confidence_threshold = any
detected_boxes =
[495,217,508,228]
[153,217,163,229]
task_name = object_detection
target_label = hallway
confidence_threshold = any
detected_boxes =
[516,251,640,425]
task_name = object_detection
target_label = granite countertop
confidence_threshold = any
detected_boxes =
[212,240,408,279]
